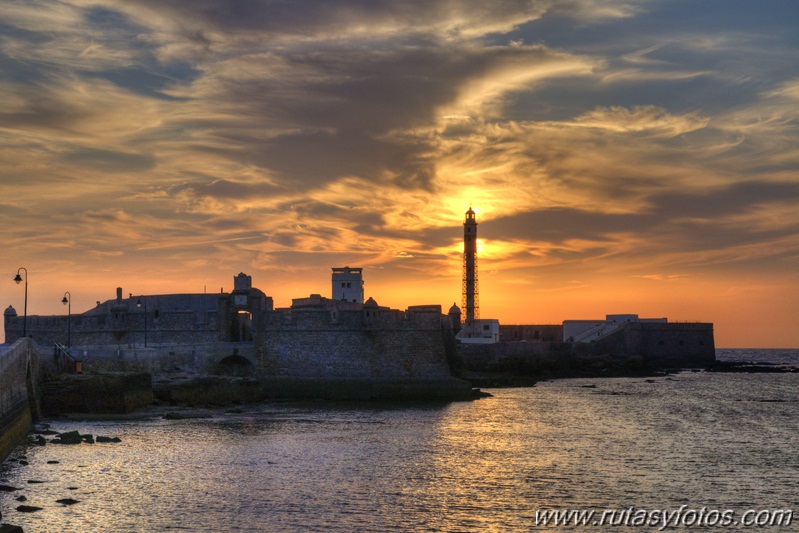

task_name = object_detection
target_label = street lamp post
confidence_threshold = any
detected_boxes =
[61,292,71,348]
[136,296,148,348]
[13,267,28,338]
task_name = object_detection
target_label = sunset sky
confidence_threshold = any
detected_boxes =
[1,1,798,348]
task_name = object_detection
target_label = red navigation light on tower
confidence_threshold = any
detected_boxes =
[463,207,479,325]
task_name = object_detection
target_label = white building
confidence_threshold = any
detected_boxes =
[456,318,500,344]
[331,267,364,303]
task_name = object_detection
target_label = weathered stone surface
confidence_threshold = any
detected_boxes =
[40,373,153,415]
[455,323,716,384]
[0,341,36,464]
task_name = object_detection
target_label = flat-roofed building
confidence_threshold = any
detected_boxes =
[332,267,364,303]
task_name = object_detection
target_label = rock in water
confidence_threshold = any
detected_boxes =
[0,525,25,533]
[58,430,83,445]
[16,504,43,512]
[56,498,80,506]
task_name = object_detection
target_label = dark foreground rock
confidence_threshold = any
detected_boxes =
[0,524,25,533]
[706,361,799,373]
[16,505,42,513]
[57,431,83,445]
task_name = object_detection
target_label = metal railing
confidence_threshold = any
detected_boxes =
[54,342,80,373]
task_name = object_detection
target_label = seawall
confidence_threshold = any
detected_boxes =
[0,339,41,462]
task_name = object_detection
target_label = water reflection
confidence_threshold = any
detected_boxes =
[1,372,797,532]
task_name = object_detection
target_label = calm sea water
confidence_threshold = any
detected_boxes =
[2,349,798,532]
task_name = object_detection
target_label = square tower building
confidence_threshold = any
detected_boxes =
[332,267,364,303]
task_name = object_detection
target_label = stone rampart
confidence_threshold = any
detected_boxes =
[456,321,716,382]
[583,322,715,366]
[253,305,473,399]
[68,342,258,375]
[5,307,222,347]
[3,290,474,403]
[259,306,455,380]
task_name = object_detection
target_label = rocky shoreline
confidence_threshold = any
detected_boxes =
[456,360,799,387]
[0,423,125,532]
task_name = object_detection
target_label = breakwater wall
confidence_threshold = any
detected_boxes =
[0,339,42,462]
[456,322,716,382]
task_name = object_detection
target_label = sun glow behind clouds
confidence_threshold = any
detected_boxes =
[0,0,798,347]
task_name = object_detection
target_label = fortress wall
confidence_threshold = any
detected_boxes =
[592,322,715,366]
[273,306,438,330]
[259,307,454,380]
[259,328,453,379]
[68,342,257,375]
[5,310,221,347]
[456,322,716,378]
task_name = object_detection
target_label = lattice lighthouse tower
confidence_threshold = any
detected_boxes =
[462,207,479,325]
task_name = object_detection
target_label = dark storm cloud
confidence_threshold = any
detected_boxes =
[177,42,584,190]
